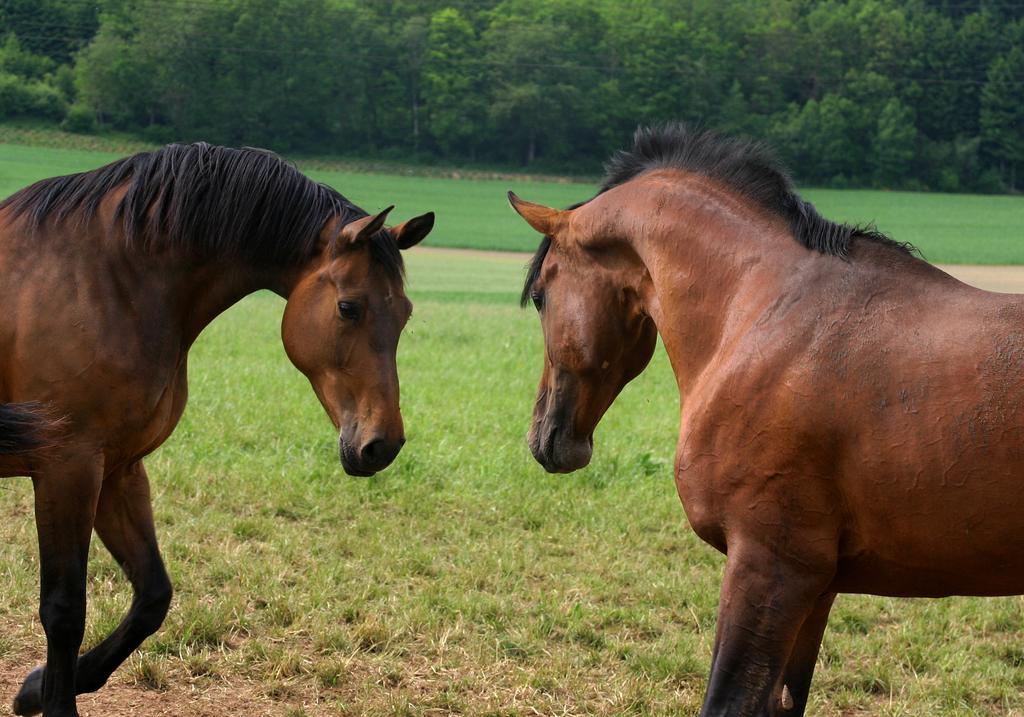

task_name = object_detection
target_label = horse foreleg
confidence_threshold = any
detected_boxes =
[75,460,172,693]
[757,589,835,712]
[699,544,834,717]
[13,459,103,717]
[762,592,836,717]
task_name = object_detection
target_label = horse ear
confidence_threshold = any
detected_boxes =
[508,192,563,236]
[335,205,394,254]
[391,211,435,250]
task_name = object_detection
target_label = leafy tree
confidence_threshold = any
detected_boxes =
[400,15,429,151]
[0,0,98,64]
[873,98,917,187]
[422,7,487,157]
[0,0,1018,190]
[483,8,586,164]
[0,33,53,79]
[75,21,157,128]
[980,46,1024,189]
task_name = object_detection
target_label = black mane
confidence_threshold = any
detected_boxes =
[522,124,912,306]
[1,142,403,278]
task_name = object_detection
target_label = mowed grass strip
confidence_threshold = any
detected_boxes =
[0,252,1019,715]
[2,142,1022,263]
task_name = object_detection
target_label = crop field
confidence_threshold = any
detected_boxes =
[0,142,1023,715]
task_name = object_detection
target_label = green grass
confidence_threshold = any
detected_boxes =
[0,140,1023,715]
[3,141,1022,262]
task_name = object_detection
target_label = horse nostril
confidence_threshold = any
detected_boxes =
[361,439,383,463]
[359,437,402,469]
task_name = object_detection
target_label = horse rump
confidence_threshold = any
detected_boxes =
[0,402,60,455]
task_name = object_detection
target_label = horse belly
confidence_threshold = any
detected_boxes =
[834,455,1024,597]
[826,307,1024,597]
[835,547,1024,598]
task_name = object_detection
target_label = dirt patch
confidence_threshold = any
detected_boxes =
[939,264,1024,294]
[0,655,326,717]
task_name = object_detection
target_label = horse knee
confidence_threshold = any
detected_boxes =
[39,594,86,648]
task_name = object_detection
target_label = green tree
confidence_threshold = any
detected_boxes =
[5,0,1018,190]
[771,94,861,184]
[0,0,98,64]
[77,0,352,148]
[0,33,53,79]
[980,46,1024,189]
[873,98,918,187]
[483,11,585,165]
[422,7,487,157]
[75,21,157,128]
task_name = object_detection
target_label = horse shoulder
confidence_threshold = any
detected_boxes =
[1,243,190,461]
[674,330,841,554]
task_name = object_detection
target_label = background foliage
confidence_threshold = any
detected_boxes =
[1,0,1023,191]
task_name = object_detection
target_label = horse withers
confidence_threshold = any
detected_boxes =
[0,143,433,716]
[511,124,1024,716]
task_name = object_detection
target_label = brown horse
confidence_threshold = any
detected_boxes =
[0,143,433,717]
[511,124,1024,716]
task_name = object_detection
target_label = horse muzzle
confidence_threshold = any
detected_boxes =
[528,422,593,473]
[339,434,406,477]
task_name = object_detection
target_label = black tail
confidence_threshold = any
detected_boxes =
[0,402,56,455]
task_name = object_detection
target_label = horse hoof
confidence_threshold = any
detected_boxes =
[11,666,43,716]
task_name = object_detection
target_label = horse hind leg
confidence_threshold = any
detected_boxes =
[77,460,173,693]
[699,543,835,717]
[13,460,171,716]
[12,457,103,717]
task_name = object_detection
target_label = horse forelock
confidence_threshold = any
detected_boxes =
[522,235,553,308]
[521,199,592,308]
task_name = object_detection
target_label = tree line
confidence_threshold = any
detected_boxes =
[1,0,1023,192]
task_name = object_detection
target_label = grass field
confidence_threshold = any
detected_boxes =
[0,140,1023,715]
[2,141,1022,263]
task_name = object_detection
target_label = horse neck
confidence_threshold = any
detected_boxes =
[605,173,815,393]
[104,232,314,350]
[170,260,276,346]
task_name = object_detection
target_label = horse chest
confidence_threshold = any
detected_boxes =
[673,424,733,553]
[116,366,190,461]
[672,376,831,556]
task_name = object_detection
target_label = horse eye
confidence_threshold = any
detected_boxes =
[337,301,362,321]
[531,291,544,311]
